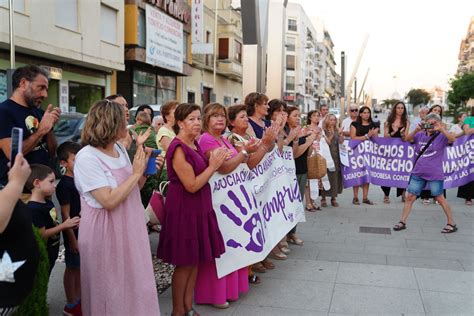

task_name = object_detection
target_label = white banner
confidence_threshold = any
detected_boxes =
[191,0,203,44]
[146,4,183,73]
[210,147,306,278]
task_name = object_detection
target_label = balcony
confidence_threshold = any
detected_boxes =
[192,54,214,71]
[217,60,243,81]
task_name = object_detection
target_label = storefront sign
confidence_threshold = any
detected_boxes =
[191,0,203,43]
[341,135,474,189]
[59,81,69,112]
[146,4,183,73]
[145,0,190,24]
[41,66,62,80]
[210,147,306,278]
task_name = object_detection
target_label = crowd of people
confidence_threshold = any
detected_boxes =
[1,65,473,316]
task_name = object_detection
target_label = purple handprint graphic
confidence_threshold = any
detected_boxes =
[219,185,265,253]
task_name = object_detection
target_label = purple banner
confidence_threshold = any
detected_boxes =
[341,134,474,189]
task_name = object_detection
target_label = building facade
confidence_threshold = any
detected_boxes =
[185,0,243,106]
[119,0,193,108]
[0,0,124,113]
[457,16,474,75]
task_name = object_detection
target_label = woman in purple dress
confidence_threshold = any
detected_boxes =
[157,103,227,316]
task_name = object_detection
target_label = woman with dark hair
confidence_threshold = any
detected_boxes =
[350,106,379,205]
[157,103,227,316]
[285,106,318,245]
[381,101,410,203]
[245,92,271,138]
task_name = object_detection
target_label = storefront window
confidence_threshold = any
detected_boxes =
[69,81,104,113]
[0,72,6,103]
[157,76,176,105]
[133,70,157,105]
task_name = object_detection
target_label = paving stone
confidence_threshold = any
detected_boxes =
[387,255,465,271]
[336,262,418,289]
[233,305,325,316]
[330,284,425,314]
[421,290,474,315]
[264,259,338,283]
[317,250,387,265]
[414,268,474,295]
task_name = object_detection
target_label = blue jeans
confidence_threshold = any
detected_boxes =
[407,175,444,197]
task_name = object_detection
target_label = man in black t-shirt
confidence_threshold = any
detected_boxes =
[0,65,61,186]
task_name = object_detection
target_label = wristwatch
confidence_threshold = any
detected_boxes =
[365,134,369,140]
[241,149,249,158]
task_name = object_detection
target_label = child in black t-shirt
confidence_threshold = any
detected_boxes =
[25,164,80,275]
[56,141,83,315]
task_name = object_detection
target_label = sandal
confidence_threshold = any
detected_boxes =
[269,251,287,260]
[280,246,290,254]
[305,205,317,212]
[213,302,230,309]
[185,308,200,316]
[287,235,304,246]
[383,196,390,204]
[331,199,339,207]
[393,221,406,231]
[441,224,458,234]
[352,198,360,205]
[362,199,374,205]
[261,258,275,270]
[466,199,473,206]
[248,274,261,284]
[321,199,328,207]
[252,262,266,273]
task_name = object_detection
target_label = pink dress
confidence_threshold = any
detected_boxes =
[78,155,160,315]
[194,133,249,305]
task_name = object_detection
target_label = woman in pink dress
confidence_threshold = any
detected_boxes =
[74,100,162,315]
[194,103,264,309]
[157,103,228,316]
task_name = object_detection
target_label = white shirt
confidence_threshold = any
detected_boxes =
[409,118,421,133]
[74,143,131,208]
[449,124,463,135]
[341,117,355,140]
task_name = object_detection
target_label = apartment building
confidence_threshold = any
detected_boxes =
[457,16,474,75]
[0,0,124,113]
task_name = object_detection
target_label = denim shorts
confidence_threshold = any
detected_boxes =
[64,249,80,268]
[407,175,444,197]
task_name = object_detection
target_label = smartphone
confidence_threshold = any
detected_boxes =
[10,127,23,167]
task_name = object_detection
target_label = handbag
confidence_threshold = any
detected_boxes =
[307,148,327,179]
[145,180,169,226]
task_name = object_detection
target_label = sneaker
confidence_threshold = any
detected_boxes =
[63,303,81,316]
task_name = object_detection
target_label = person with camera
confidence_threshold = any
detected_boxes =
[393,113,457,233]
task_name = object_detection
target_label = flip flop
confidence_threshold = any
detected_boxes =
[441,224,458,234]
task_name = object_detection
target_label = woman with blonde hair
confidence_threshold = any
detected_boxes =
[320,114,343,207]
[74,100,162,315]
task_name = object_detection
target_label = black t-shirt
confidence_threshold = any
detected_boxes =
[56,175,80,248]
[249,118,271,139]
[0,99,50,185]
[351,121,378,137]
[28,200,60,250]
[294,136,309,175]
[0,201,39,307]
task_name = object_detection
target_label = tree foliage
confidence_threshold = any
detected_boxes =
[447,72,474,123]
[406,89,431,107]
[381,99,399,108]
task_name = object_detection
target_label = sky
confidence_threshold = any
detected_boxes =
[290,0,474,100]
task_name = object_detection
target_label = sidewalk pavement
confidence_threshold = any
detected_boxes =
[47,188,474,315]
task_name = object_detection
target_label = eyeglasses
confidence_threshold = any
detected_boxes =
[350,109,358,112]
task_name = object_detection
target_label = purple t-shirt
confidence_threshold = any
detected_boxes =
[199,132,238,159]
[412,132,448,181]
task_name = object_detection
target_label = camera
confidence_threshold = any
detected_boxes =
[422,123,433,130]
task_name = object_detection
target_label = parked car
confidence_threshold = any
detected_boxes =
[329,108,340,119]
[128,104,161,124]
[53,112,86,145]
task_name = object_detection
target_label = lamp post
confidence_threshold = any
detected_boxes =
[6,0,15,98]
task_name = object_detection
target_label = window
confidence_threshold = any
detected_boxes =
[0,0,25,13]
[206,31,212,65]
[55,0,78,31]
[286,55,295,70]
[223,96,231,106]
[157,76,176,105]
[218,38,229,59]
[286,76,295,91]
[138,9,146,47]
[133,70,157,105]
[187,91,195,103]
[100,4,117,44]
[286,37,295,52]
[288,19,297,32]
[183,33,188,62]
[234,40,242,63]
[0,71,6,103]
[69,82,104,114]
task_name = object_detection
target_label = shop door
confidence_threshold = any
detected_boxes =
[203,87,211,107]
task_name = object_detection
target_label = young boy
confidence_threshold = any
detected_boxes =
[25,164,80,276]
[56,142,82,316]
[134,111,158,149]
